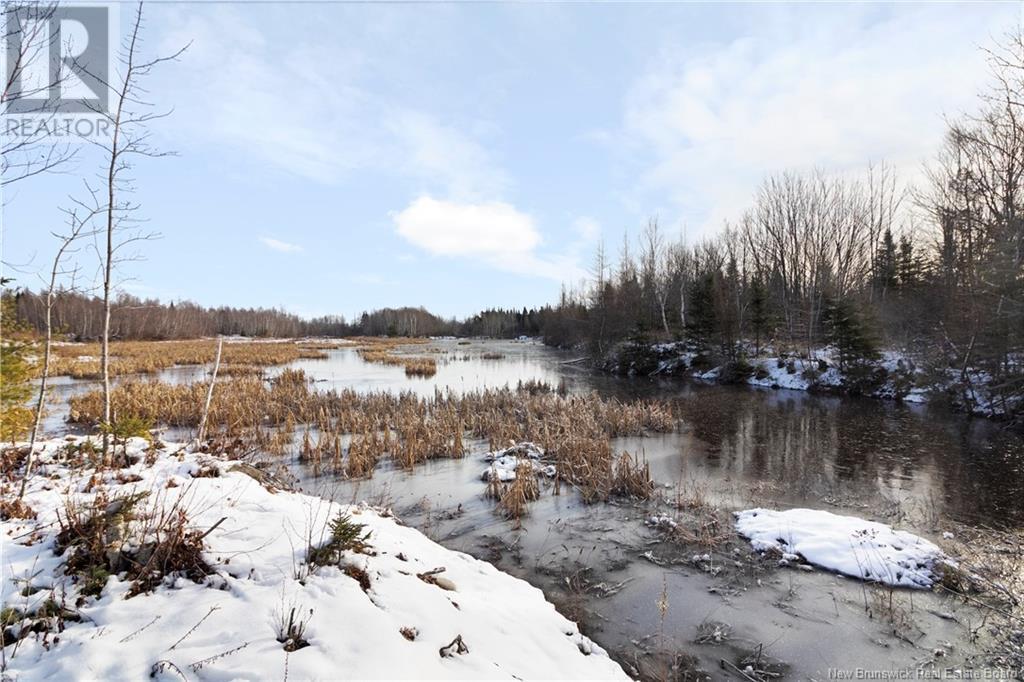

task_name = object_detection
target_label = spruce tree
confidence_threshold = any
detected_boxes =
[1,295,37,442]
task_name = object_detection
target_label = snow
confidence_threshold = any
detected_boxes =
[3,437,626,680]
[735,508,949,588]
[481,442,556,482]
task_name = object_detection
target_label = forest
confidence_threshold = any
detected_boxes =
[6,291,548,340]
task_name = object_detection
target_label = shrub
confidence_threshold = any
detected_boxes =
[274,605,312,652]
[843,361,889,396]
[610,451,653,499]
[56,490,210,598]
[718,359,754,384]
[0,296,36,442]
[307,512,371,568]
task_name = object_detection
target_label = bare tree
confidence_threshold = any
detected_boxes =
[19,200,96,498]
[640,218,671,335]
[74,2,186,458]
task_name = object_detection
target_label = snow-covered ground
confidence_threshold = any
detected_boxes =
[735,508,950,588]
[2,437,627,680]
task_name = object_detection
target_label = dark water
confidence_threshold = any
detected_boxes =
[282,338,1024,529]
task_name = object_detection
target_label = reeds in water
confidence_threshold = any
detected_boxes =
[68,375,673,499]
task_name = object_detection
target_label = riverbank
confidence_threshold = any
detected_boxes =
[1,436,627,680]
[601,340,1021,422]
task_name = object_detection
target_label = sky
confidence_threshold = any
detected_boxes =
[2,1,1020,320]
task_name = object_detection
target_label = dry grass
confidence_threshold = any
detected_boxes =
[47,339,331,379]
[486,462,540,524]
[352,338,438,378]
[68,375,675,500]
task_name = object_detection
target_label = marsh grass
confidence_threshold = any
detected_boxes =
[69,374,674,501]
[488,463,540,525]
[352,338,438,377]
[48,339,331,379]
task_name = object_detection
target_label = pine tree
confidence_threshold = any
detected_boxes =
[821,297,879,370]
[874,228,898,297]
[1,295,37,442]
[897,235,922,289]
[749,276,771,354]
[687,272,718,346]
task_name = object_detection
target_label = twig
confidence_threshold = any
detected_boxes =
[169,605,220,651]
[197,517,228,542]
[119,614,161,643]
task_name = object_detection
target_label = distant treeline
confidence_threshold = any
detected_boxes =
[6,289,548,341]
[6,290,344,339]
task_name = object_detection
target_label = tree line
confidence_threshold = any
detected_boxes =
[6,290,554,341]
[538,30,1024,420]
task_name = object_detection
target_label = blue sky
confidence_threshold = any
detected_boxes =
[3,1,1018,319]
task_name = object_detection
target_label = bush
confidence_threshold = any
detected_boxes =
[843,361,889,396]
[718,358,754,384]
[56,490,210,598]
[307,512,371,568]
[0,296,36,442]
[615,342,661,376]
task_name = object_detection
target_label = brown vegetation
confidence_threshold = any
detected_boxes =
[68,373,673,501]
[46,339,333,379]
[350,337,437,377]
[55,488,210,598]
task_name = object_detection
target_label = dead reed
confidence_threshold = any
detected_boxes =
[488,462,540,525]
[353,339,438,378]
[48,339,331,379]
[69,376,674,500]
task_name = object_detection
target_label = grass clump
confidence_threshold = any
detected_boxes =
[356,342,438,378]
[487,463,540,525]
[274,605,313,652]
[610,451,654,499]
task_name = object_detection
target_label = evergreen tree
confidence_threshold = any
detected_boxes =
[1,295,37,442]
[821,297,879,369]
[749,276,771,354]
[874,228,898,297]
[687,272,718,346]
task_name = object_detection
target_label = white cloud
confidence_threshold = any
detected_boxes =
[392,196,584,281]
[394,196,538,256]
[155,7,505,192]
[619,5,1016,238]
[386,111,508,200]
[259,236,303,253]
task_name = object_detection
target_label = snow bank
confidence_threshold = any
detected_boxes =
[3,437,626,680]
[735,508,948,588]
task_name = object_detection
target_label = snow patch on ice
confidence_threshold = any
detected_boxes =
[735,507,949,588]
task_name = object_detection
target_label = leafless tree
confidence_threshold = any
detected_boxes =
[19,200,96,498]
[70,2,187,458]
